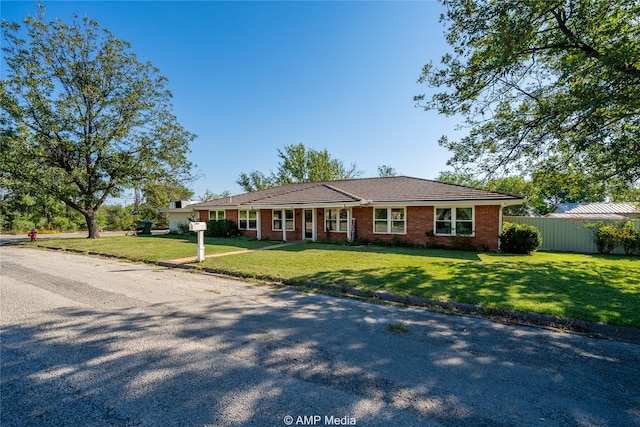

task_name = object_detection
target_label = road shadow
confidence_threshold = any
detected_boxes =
[3,285,640,426]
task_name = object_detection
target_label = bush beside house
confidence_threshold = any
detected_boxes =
[206,219,240,238]
[500,222,542,254]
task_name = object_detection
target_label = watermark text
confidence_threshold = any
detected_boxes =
[283,414,357,425]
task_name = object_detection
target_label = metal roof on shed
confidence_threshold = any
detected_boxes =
[552,203,640,215]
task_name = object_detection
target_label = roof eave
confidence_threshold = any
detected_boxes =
[365,199,526,207]
[158,207,196,213]
[189,198,526,210]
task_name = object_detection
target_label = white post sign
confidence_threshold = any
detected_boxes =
[189,222,207,262]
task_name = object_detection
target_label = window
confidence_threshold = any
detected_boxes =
[209,210,225,221]
[435,208,452,235]
[273,209,294,231]
[325,208,348,232]
[435,207,474,236]
[455,208,473,235]
[239,210,257,230]
[374,208,406,234]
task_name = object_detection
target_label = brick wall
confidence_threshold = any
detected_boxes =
[351,206,431,246]
[472,205,500,250]
[352,205,501,251]
[260,209,273,239]
[259,209,303,241]
[201,205,501,250]
[316,208,349,241]
[226,209,259,239]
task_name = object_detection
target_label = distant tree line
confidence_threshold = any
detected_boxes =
[1,180,193,233]
[435,171,640,216]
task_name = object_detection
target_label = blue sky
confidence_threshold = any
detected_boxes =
[2,1,462,201]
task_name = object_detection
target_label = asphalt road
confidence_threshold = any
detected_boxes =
[1,246,639,427]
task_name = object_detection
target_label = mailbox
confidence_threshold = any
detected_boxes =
[189,221,207,232]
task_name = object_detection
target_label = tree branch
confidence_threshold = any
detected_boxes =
[551,7,640,77]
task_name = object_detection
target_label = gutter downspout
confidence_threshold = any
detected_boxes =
[498,203,505,251]
[256,210,262,240]
[282,209,287,242]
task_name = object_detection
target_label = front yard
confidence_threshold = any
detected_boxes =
[27,234,276,261]
[24,235,640,327]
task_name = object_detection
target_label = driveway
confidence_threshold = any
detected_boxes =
[1,246,639,426]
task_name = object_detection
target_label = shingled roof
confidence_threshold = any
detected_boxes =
[190,176,524,208]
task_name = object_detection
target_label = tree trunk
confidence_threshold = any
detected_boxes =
[44,208,54,230]
[84,210,101,238]
[134,186,142,213]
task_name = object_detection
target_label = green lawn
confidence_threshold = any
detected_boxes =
[27,234,278,261]
[22,236,640,327]
[199,243,640,327]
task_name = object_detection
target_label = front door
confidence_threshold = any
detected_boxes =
[304,209,314,240]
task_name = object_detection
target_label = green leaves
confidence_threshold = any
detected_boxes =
[1,7,194,237]
[418,0,640,186]
[236,142,362,192]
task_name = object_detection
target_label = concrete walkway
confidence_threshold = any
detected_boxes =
[167,242,298,264]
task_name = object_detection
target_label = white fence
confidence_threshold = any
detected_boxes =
[503,216,640,254]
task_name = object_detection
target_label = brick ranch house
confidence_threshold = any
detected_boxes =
[165,176,524,251]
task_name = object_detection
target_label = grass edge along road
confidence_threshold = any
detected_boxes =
[21,234,640,328]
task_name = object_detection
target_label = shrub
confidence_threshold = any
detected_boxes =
[392,237,416,248]
[619,221,640,255]
[353,237,371,246]
[206,219,240,237]
[11,218,36,233]
[51,216,81,232]
[585,221,624,254]
[499,222,542,254]
[174,221,191,234]
[98,204,135,231]
[452,235,476,251]
[594,225,621,254]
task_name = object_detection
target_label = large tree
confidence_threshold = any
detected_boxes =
[435,169,640,215]
[377,164,398,177]
[436,171,543,215]
[236,143,362,192]
[416,0,640,185]
[274,142,362,185]
[0,7,194,237]
[235,170,276,193]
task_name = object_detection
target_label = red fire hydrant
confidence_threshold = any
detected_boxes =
[28,228,37,241]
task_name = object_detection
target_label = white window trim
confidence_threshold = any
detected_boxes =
[325,208,349,233]
[373,207,406,234]
[238,210,258,230]
[272,209,294,231]
[434,207,475,236]
[209,210,225,221]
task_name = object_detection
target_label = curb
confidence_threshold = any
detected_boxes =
[305,284,640,344]
[159,259,640,345]
[18,243,640,345]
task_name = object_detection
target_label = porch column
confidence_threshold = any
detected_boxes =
[312,209,317,241]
